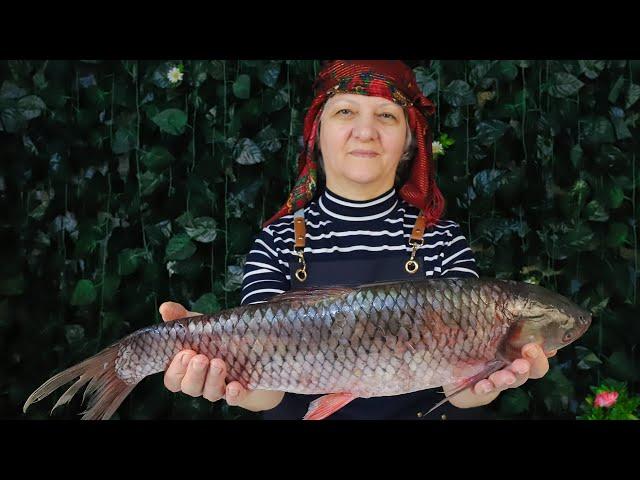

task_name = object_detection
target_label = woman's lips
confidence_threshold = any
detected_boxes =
[349,150,380,158]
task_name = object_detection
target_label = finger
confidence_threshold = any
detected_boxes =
[164,350,196,392]
[159,302,190,322]
[225,381,248,406]
[522,344,550,379]
[505,359,531,388]
[202,359,227,403]
[473,379,495,396]
[180,354,210,397]
[488,369,517,391]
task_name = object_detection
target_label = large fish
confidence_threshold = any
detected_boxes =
[23,278,591,420]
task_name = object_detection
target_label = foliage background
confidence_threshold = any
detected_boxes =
[2,59,639,420]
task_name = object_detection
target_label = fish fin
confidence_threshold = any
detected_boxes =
[303,393,357,420]
[50,373,91,414]
[424,359,508,416]
[267,286,354,305]
[24,343,137,420]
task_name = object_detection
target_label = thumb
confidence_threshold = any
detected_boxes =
[159,301,193,322]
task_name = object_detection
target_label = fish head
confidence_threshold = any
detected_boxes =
[507,283,592,356]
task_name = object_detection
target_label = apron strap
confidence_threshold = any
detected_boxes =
[293,209,307,282]
[405,210,426,274]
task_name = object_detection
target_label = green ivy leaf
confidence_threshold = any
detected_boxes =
[497,61,518,81]
[578,60,606,79]
[563,223,595,251]
[70,279,97,306]
[184,217,217,243]
[112,128,136,154]
[575,346,603,370]
[255,125,282,153]
[413,67,437,97]
[165,233,197,261]
[118,248,147,276]
[469,61,496,87]
[139,170,165,196]
[101,274,121,301]
[258,62,280,88]
[608,185,625,209]
[581,116,615,144]
[444,108,462,128]
[443,80,475,107]
[233,74,251,99]
[192,292,221,314]
[223,264,245,292]
[140,146,175,172]
[17,95,46,120]
[235,138,265,165]
[473,169,508,197]
[608,75,625,104]
[625,83,640,109]
[606,222,629,248]
[0,81,26,100]
[208,60,225,80]
[584,200,609,222]
[0,106,27,132]
[548,72,584,98]
[475,119,509,146]
[152,108,187,135]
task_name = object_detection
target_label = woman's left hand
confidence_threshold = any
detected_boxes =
[443,343,557,409]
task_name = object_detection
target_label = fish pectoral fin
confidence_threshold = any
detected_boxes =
[303,393,357,420]
[425,359,508,416]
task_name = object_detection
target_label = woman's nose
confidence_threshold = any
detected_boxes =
[352,115,379,141]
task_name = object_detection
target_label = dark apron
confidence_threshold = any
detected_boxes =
[261,242,496,420]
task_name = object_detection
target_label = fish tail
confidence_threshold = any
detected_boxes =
[23,343,136,420]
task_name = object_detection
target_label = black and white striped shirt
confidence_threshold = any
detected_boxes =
[240,187,479,306]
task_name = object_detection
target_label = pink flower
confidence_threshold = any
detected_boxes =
[594,391,619,408]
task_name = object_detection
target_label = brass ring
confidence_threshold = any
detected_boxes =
[405,260,419,274]
[295,269,307,282]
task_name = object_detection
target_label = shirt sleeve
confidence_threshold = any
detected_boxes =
[240,227,291,306]
[439,222,480,278]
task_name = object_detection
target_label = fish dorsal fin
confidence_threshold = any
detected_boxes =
[266,285,354,305]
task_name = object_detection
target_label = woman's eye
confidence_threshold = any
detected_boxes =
[380,113,396,119]
[337,109,353,116]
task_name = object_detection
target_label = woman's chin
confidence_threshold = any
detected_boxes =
[343,173,386,186]
[338,164,388,185]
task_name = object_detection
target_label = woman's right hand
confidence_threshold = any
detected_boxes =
[159,301,285,412]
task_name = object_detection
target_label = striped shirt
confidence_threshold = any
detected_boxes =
[240,186,479,306]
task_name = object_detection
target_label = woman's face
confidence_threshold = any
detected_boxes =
[318,93,408,197]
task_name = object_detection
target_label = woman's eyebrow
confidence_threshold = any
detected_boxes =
[329,99,399,109]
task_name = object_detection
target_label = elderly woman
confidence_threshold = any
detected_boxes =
[159,60,555,420]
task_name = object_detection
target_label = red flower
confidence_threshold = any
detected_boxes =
[594,391,619,408]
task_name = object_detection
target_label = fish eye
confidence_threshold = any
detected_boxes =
[562,330,574,342]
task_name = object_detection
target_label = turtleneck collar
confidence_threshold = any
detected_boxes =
[317,187,399,221]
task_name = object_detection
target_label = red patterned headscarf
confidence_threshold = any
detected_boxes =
[263,60,444,228]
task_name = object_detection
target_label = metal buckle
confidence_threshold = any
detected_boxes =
[294,248,307,282]
[405,239,423,274]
